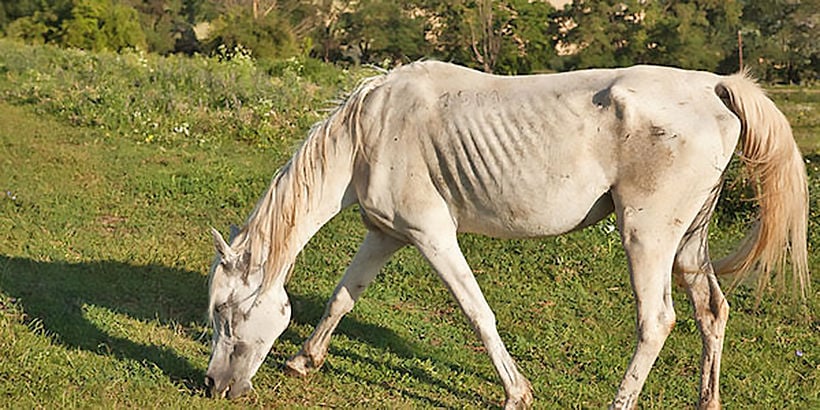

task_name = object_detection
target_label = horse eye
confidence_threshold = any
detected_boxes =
[214,302,232,317]
[214,304,233,337]
[222,318,232,338]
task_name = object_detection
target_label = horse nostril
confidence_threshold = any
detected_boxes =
[204,375,215,396]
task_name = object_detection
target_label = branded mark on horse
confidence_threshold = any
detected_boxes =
[204,61,809,409]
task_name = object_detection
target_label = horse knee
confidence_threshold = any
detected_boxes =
[463,306,497,334]
[327,287,355,318]
[638,309,676,347]
[711,290,729,322]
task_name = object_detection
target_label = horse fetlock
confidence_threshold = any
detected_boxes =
[503,396,531,410]
[698,397,721,410]
[610,393,639,410]
[227,379,253,399]
[283,354,311,377]
[504,382,533,409]
[284,351,324,377]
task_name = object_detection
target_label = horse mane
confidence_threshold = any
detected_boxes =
[237,73,387,293]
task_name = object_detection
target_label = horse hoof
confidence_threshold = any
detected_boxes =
[284,355,311,377]
[504,392,533,410]
[504,398,529,410]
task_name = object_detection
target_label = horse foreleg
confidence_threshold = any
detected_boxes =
[412,224,533,410]
[679,269,728,410]
[285,229,405,376]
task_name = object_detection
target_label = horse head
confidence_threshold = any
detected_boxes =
[204,226,291,399]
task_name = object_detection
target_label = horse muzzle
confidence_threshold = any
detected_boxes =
[205,374,252,399]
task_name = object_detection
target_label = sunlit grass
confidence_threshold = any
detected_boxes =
[769,88,820,155]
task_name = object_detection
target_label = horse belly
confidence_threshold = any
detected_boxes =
[452,179,613,239]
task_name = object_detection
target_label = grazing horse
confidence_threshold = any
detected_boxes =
[204,61,808,409]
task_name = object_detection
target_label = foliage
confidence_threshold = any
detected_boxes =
[335,0,431,66]
[503,0,557,73]
[416,0,555,74]
[551,0,741,71]
[0,39,360,148]
[128,0,189,55]
[0,1,816,82]
[1,0,148,51]
[5,12,51,44]
[732,0,819,84]
[61,0,147,51]
[2,0,73,44]
[205,7,298,61]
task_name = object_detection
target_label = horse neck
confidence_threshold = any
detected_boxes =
[245,119,357,289]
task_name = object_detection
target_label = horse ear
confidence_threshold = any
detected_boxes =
[211,227,234,260]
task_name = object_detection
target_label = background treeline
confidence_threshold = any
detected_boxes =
[0,0,817,83]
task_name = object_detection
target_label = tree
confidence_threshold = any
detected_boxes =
[123,0,188,54]
[734,0,818,83]
[468,0,501,72]
[644,0,740,70]
[61,0,147,51]
[421,0,554,74]
[1,0,73,44]
[501,0,555,73]
[0,0,41,29]
[303,0,351,62]
[5,13,51,44]
[551,0,646,68]
[551,0,740,71]
[206,6,298,61]
[335,0,430,65]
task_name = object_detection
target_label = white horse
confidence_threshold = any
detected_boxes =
[204,61,808,409]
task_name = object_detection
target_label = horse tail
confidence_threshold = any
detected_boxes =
[713,73,810,299]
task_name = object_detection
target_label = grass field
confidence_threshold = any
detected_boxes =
[0,40,818,408]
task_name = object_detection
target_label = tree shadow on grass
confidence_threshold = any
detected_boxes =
[0,255,209,393]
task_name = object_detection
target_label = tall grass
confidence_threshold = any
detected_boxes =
[0,39,363,148]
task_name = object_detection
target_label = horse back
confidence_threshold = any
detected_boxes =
[353,62,740,239]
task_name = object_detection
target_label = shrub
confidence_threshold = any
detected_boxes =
[205,9,298,62]
[0,39,357,149]
[61,0,147,52]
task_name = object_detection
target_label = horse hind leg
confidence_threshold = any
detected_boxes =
[611,207,679,410]
[285,229,405,376]
[673,185,728,410]
[675,262,728,410]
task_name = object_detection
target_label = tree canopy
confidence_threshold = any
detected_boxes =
[0,0,816,83]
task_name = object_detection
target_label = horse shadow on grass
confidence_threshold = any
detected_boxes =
[0,255,495,405]
[0,255,209,393]
[282,291,498,407]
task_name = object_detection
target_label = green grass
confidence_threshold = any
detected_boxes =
[769,88,820,155]
[0,40,818,408]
